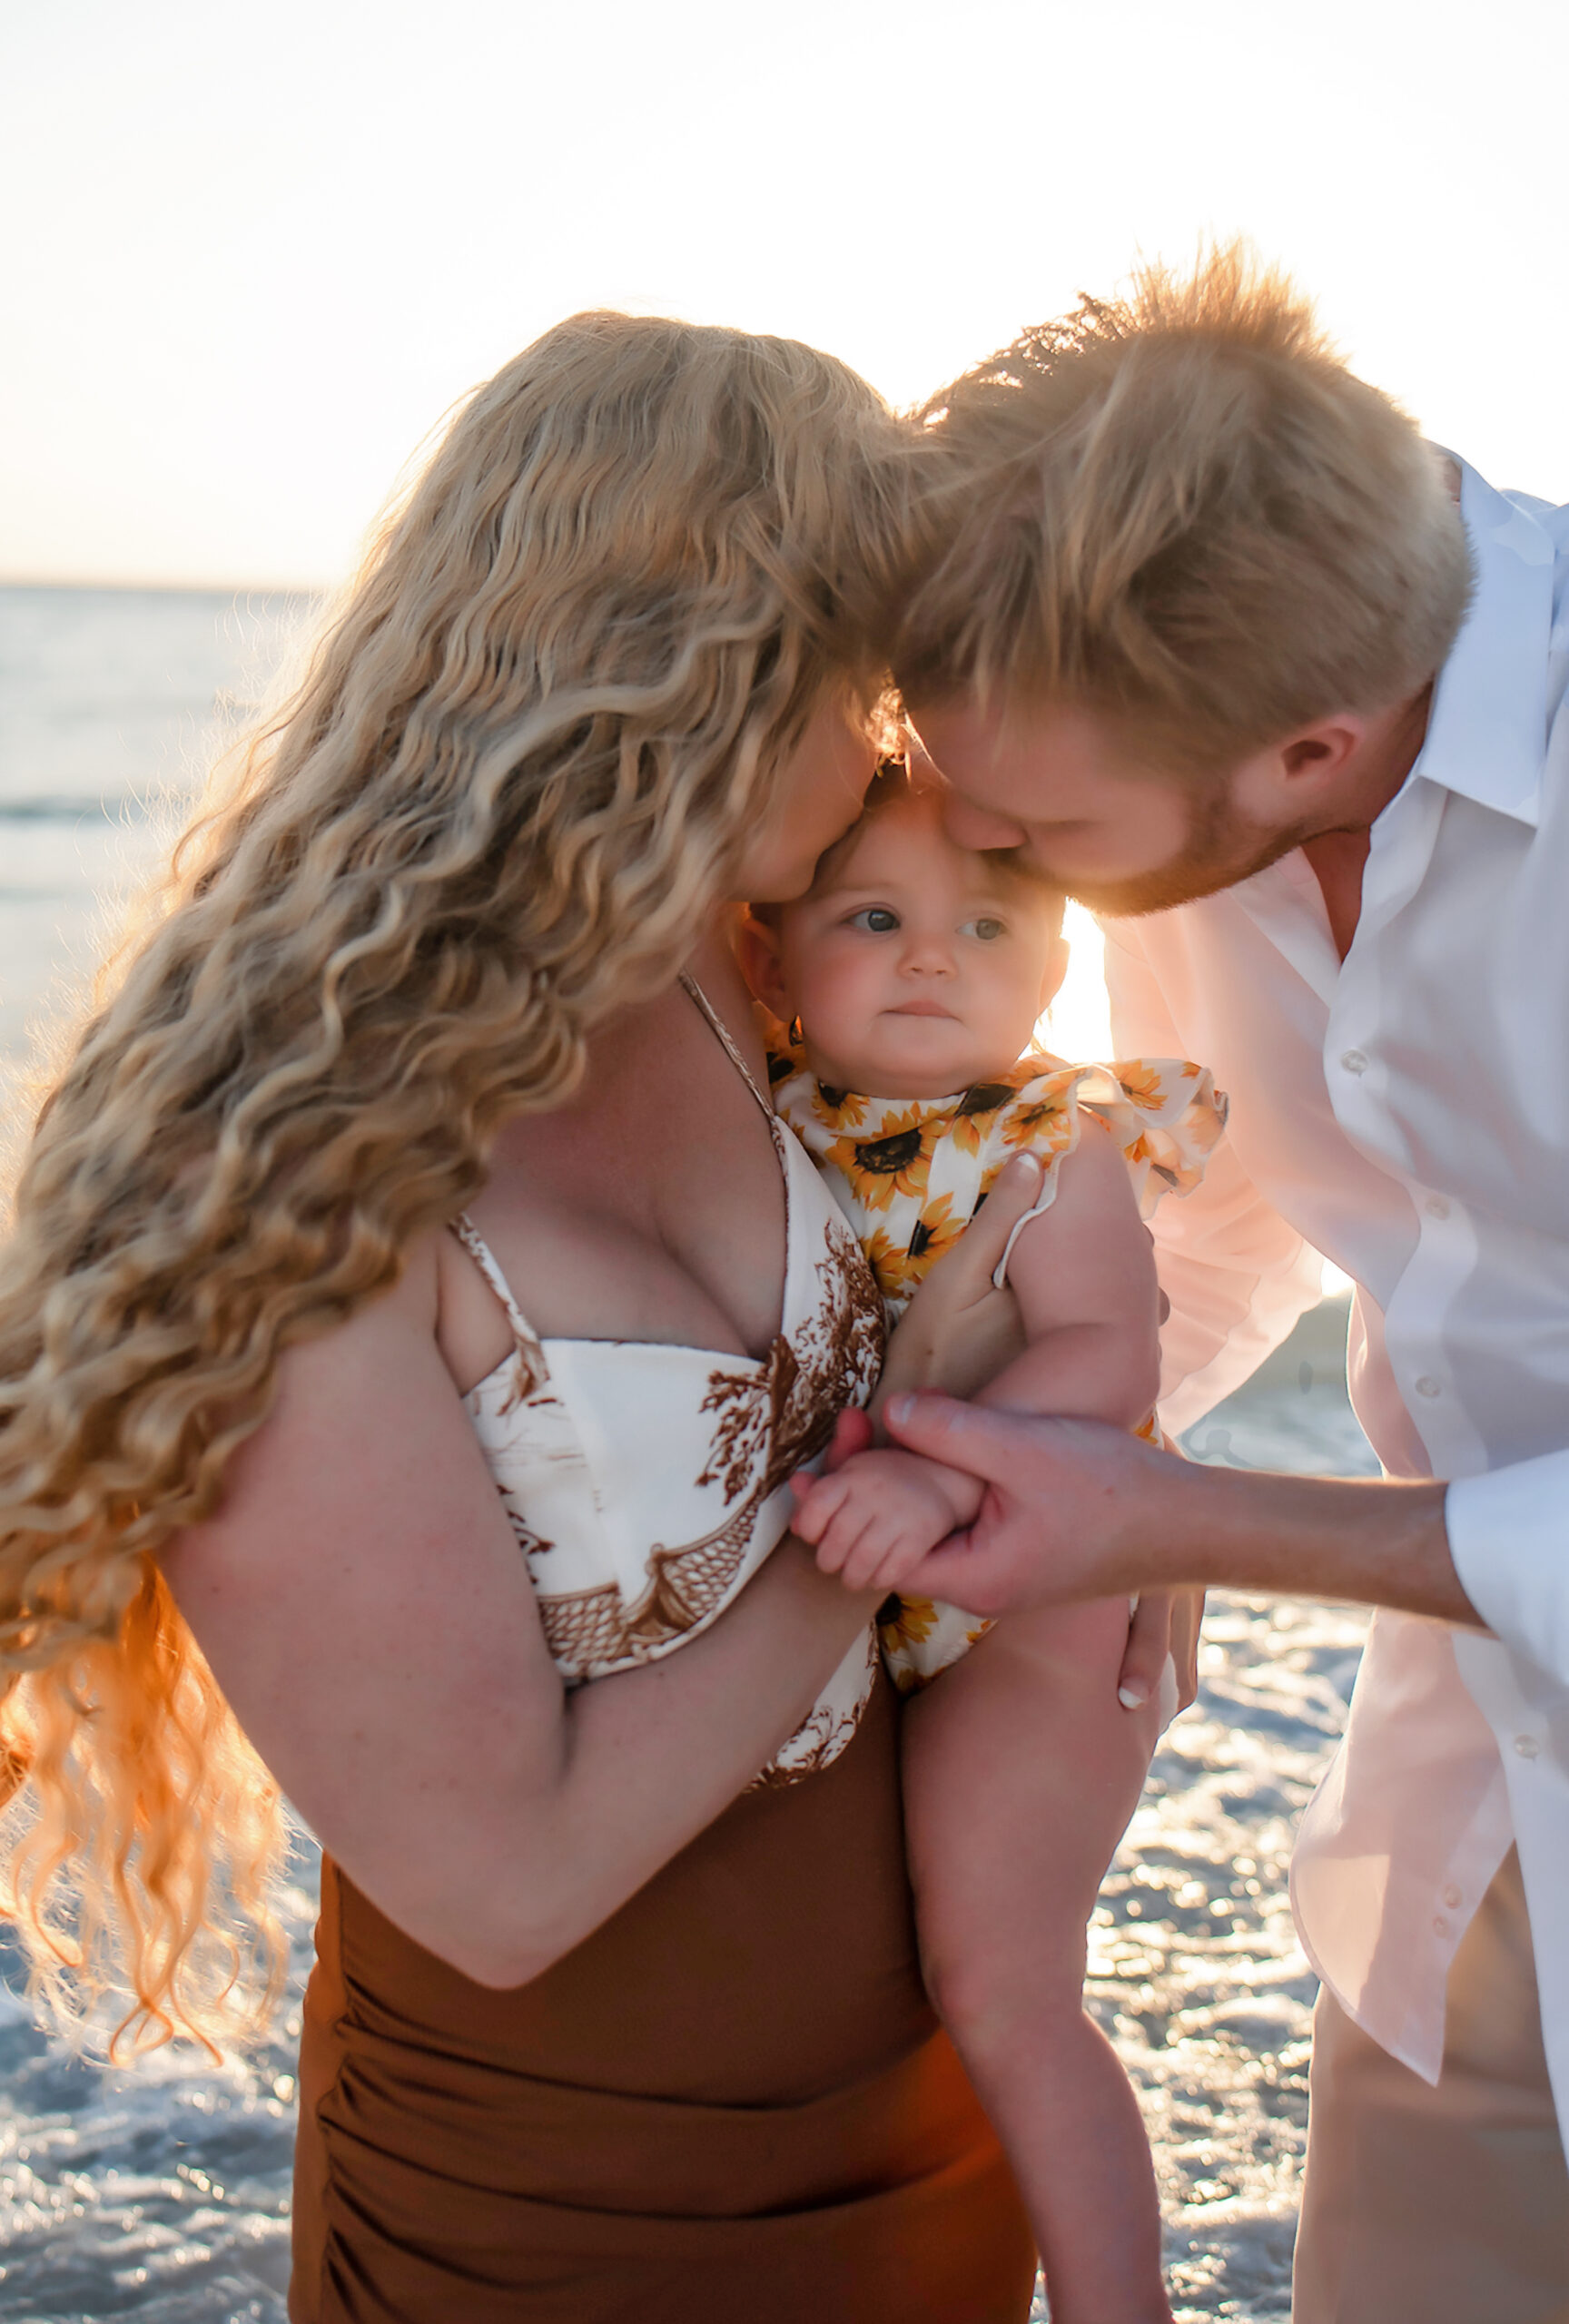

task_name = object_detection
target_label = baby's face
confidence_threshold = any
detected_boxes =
[775,787,1067,1097]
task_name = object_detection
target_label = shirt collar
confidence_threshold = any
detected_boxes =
[1411,453,1555,829]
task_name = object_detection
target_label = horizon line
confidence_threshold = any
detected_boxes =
[0,571,332,599]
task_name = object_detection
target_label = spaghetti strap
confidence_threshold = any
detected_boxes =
[449,1213,539,1348]
[679,970,776,1122]
[450,977,788,1370]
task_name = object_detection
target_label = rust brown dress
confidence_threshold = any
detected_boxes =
[289,982,1035,2319]
[291,1671,1036,2322]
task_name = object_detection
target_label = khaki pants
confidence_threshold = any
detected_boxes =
[1293,1847,1569,2323]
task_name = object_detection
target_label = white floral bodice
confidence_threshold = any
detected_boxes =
[452,980,885,1783]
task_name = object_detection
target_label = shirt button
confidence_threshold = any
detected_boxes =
[1515,1735,1540,1759]
[1433,1915,1450,1938]
[1340,1049,1369,1076]
[1442,1885,1462,1909]
[1416,1375,1442,1398]
[1424,1196,1451,1220]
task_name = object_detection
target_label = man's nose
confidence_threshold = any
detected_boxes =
[941,793,1028,852]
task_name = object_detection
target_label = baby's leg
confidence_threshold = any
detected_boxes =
[903,1598,1172,2324]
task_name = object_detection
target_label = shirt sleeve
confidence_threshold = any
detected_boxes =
[1101,918,1327,1437]
[1446,1458,1569,1689]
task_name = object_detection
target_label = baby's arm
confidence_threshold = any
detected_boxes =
[795,1123,1159,1590]
[979,1117,1161,1431]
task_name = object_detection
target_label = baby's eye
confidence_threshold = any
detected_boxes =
[847,906,901,934]
[962,916,1008,942]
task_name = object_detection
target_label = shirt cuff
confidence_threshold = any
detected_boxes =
[1447,1453,1569,1689]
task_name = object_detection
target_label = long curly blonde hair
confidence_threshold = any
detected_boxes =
[0,313,911,2054]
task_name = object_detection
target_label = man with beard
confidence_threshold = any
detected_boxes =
[879,249,1569,2321]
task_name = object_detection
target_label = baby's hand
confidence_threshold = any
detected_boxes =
[790,1448,980,1592]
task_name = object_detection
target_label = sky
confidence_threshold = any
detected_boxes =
[3,0,1567,590]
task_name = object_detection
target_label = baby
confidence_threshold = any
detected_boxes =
[741,765,1224,2324]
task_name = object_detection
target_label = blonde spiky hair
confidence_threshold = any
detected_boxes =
[896,243,1470,772]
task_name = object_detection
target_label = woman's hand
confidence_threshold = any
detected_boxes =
[879,1152,1169,1414]
[875,1153,1041,1412]
[1122,1431,1203,1713]
[1117,1588,1205,1714]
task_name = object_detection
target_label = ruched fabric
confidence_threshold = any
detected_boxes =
[290,1670,1036,2323]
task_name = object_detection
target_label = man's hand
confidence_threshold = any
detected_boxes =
[882,1390,1472,1630]
[829,1398,1204,1715]
[881,1395,1187,1615]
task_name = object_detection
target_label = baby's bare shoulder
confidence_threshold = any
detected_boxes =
[1004,1126,1153,1319]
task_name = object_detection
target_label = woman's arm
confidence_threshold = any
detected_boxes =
[163,1236,877,1990]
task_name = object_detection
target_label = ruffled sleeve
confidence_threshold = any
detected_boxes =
[1075,1057,1229,1214]
[992,1057,1228,1286]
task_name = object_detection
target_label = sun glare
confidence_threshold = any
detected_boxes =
[1041,902,1113,1065]
[3,1,1566,587]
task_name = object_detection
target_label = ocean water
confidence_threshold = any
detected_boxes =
[0,586,312,1080]
[0,585,1377,2323]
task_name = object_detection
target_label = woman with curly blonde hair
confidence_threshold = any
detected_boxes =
[0,314,1037,2320]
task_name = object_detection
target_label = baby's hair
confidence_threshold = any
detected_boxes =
[798,756,923,898]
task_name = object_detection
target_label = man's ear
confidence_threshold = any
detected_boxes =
[735,910,792,1021]
[1235,714,1368,817]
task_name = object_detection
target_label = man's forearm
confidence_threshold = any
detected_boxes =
[1160,1459,1480,1628]
[883,1397,1487,1631]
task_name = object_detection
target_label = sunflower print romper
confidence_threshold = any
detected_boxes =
[769,1042,1227,1689]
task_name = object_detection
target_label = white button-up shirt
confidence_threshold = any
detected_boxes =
[1102,455,1569,2129]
